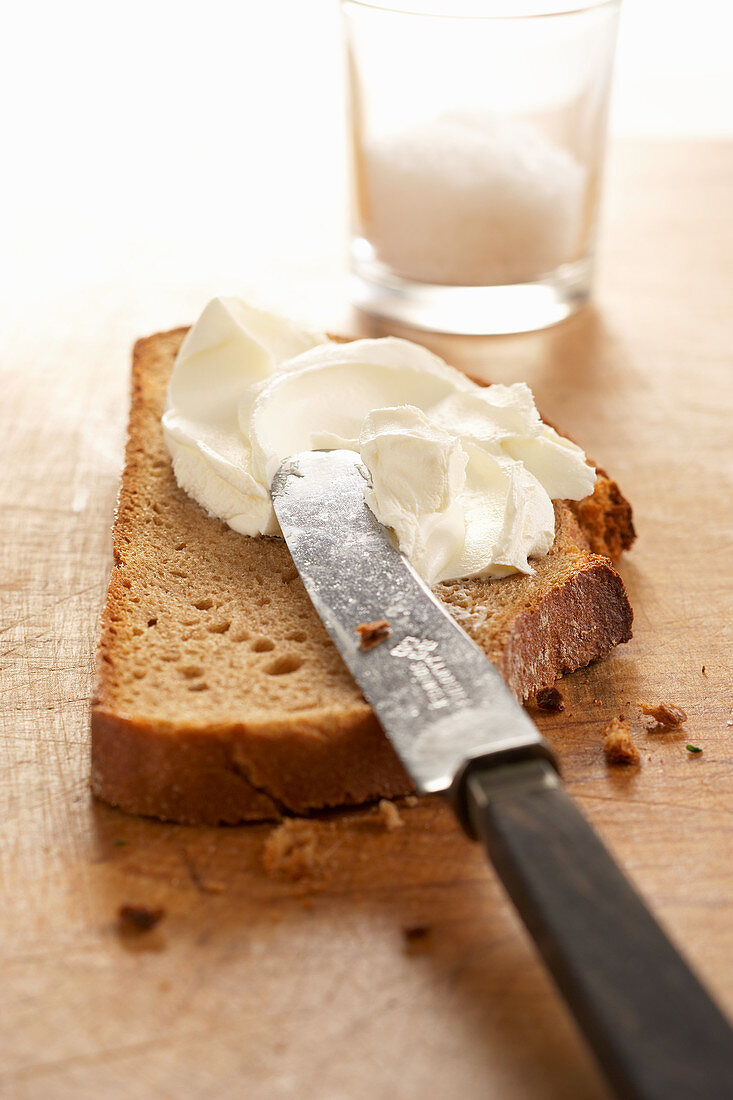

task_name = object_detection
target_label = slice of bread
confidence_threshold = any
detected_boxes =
[91,328,635,825]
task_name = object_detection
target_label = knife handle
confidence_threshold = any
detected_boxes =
[460,758,733,1100]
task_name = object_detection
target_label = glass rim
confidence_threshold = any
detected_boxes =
[341,0,619,20]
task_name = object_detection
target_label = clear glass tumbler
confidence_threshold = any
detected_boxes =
[342,0,621,334]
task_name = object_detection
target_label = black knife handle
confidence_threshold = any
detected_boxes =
[460,758,733,1100]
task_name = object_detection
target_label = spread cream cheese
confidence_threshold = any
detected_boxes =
[163,297,595,585]
[162,297,329,536]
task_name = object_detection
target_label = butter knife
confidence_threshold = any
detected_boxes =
[270,449,733,1100]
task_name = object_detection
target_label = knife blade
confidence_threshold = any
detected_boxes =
[271,449,733,1100]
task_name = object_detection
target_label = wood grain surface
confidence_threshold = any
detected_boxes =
[2,141,732,1100]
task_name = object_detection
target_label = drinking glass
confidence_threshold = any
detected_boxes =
[342,0,621,334]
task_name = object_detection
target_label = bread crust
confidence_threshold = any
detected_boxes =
[91,328,634,824]
[568,469,635,560]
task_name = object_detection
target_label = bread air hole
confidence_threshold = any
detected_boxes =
[188,681,209,692]
[265,654,303,676]
[193,597,214,611]
[206,620,231,634]
[251,637,275,653]
[180,664,205,679]
[286,630,307,643]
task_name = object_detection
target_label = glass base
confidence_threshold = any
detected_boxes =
[349,252,592,336]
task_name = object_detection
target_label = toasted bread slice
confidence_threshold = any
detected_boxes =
[91,328,634,824]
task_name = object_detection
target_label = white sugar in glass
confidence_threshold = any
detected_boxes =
[342,0,621,334]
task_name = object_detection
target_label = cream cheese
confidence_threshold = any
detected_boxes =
[162,297,329,536]
[163,297,596,585]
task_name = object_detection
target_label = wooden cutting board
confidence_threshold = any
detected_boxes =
[2,141,732,1099]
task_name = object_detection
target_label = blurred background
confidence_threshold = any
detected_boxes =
[2,0,731,331]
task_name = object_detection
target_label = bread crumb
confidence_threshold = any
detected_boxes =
[378,799,404,831]
[356,619,390,650]
[404,795,419,807]
[117,904,165,933]
[202,880,227,895]
[536,687,564,713]
[262,820,320,879]
[639,702,687,729]
[603,718,640,766]
[593,698,603,707]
